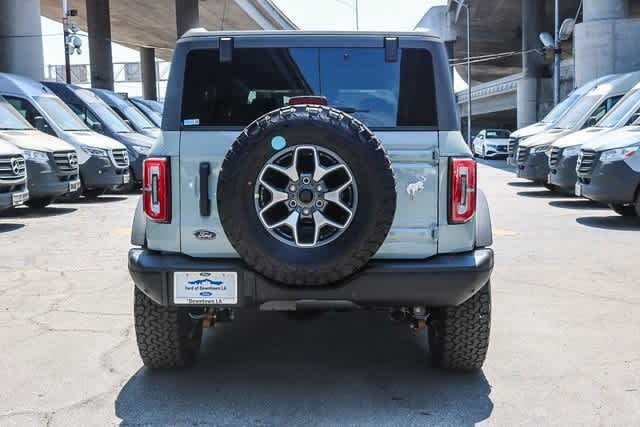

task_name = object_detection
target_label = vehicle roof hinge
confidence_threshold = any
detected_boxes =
[219,37,234,63]
[384,37,399,62]
[430,224,439,241]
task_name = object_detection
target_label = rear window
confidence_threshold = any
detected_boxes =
[485,130,510,138]
[181,47,438,128]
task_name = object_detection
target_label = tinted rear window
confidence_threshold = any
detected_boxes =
[181,47,438,128]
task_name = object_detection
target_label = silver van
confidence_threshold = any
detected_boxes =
[0,95,79,208]
[91,89,160,139]
[43,82,154,190]
[508,75,617,164]
[0,73,130,198]
[0,139,28,211]
[548,80,640,193]
[130,97,163,127]
[516,72,640,184]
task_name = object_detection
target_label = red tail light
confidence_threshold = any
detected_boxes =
[448,157,476,224]
[143,157,170,223]
[289,96,328,106]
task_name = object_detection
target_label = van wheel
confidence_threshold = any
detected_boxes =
[25,198,54,209]
[134,288,203,369]
[609,204,638,217]
[428,281,491,372]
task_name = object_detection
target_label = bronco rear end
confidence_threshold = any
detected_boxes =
[129,31,494,372]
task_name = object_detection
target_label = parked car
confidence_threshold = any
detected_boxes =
[0,95,79,208]
[516,71,640,184]
[0,73,130,198]
[0,139,28,211]
[130,97,163,127]
[91,89,160,139]
[472,129,511,158]
[548,80,640,194]
[576,126,640,216]
[43,82,153,190]
[507,74,617,165]
[128,31,494,372]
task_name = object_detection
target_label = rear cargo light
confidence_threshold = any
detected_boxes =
[143,157,170,223]
[289,96,328,106]
[448,157,476,224]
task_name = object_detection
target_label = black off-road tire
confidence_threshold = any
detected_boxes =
[134,288,203,369]
[217,105,396,286]
[428,281,491,372]
[25,197,54,209]
[609,203,638,217]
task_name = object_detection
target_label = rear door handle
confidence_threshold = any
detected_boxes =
[199,162,211,217]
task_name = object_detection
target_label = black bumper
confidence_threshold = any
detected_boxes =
[549,153,579,192]
[517,151,549,182]
[0,187,28,211]
[128,248,494,309]
[580,160,640,204]
[26,160,78,199]
[80,156,129,189]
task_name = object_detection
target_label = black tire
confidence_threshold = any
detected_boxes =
[83,188,106,199]
[544,183,558,192]
[428,281,491,372]
[134,287,203,369]
[217,105,396,286]
[111,168,137,193]
[25,197,54,209]
[609,203,638,217]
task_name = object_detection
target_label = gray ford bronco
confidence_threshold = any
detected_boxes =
[128,31,494,372]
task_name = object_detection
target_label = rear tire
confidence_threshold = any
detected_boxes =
[134,288,203,369]
[428,281,491,372]
[25,198,54,209]
[609,203,638,217]
[83,188,106,199]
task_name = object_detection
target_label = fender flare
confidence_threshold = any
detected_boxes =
[475,189,493,248]
[131,197,146,247]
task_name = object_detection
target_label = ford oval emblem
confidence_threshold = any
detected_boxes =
[199,291,213,297]
[194,229,216,240]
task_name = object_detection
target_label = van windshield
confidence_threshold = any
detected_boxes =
[36,96,88,131]
[0,97,33,130]
[596,90,640,128]
[554,94,600,129]
[89,102,133,133]
[123,103,156,129]
[181,47,438,128]
[541,92,581,124]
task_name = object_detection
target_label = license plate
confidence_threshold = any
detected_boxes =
[122,174,130,184]
[11,191,28,206]
[173,272,237,305]
[69,180,81,192]
[575,182,582,197]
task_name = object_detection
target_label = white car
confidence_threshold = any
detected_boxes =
[472,129,511,159]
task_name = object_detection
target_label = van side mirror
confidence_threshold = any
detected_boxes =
[91,122,103,133]
[34,116,47,132]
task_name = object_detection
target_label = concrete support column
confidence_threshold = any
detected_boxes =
[575,0,639,86]
[86,0,114,90]
[140,47,158,100]
[0,0,44,80]
[583,0,628,21]
[176,0,200,39]
[517,0,548,128]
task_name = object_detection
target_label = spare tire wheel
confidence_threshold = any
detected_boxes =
[217,105,397,286]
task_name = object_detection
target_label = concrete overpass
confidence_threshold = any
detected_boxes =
[0,0,296,99]
[418,0,640,132]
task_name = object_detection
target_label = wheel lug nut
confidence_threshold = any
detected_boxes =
[315,200,324,208]
[288,200,297,208]
[302,177,311,184]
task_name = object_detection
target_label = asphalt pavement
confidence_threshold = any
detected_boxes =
[1,160,639,426]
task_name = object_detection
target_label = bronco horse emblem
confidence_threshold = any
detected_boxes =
[406,176,426,200]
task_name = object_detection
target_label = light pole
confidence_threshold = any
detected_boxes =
[355,0,359,31]
[62,0,71,83]
[465,2,471,145]
[553,0,560,105]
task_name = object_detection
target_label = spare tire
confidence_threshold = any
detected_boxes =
[217,105,396,286]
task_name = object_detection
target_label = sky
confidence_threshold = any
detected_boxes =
[40,0,465,95]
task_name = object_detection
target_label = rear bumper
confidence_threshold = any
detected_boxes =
[128,248,494,309]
